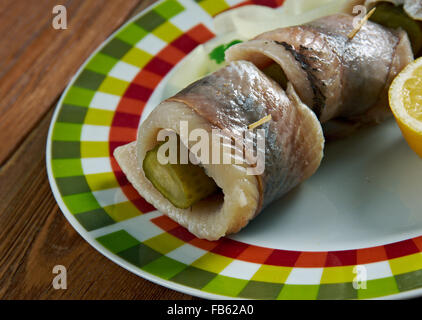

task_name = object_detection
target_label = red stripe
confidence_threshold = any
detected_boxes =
[124,83,153,101]
[107,18,422,268]
[171,34,199,54]
[325,250,357,267]
[131,197,156,214]
[295,251,328,268]
[144,57,174,76]
[186,24,215,44]
[109,157,130,185]
[265,249,301,267]
[157,45,186,65]
[252,0,284,8]
[109,127,138,142]
[151,215,181,231]
[112,111,140,128]
[117,97,146,115]
[211,238,249,259]
[169,226,196,242]
[384,239,420,260]
[133,70,163,90]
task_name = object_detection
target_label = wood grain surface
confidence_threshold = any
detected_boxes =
[0,0,145,165]
[0,0,195,300]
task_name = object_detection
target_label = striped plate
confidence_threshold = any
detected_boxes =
[46,0,422,299]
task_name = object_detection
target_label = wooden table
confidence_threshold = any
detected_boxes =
[0,0,195,300]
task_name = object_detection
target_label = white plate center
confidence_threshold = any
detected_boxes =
[232,120,422,251]
[145,60,422,252]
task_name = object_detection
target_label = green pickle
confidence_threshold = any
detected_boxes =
[262,63,288,89]
[370,3,422,55]
[143,142,218,209]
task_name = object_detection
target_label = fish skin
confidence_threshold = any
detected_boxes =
[168,61,324,210]
[364,0,422,20]
[254,25,343,122]
[226,14,414,124]
[307,14,399,119]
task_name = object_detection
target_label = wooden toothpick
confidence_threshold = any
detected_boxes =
[348,7,377,40]
[248,114,272,130]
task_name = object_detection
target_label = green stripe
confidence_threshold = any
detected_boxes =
[97,230,140,254]
[63,192,100,214]
[52,141,81,159]
[52,123,82,141]
[117,243,162,268]
[101,38,133,59]
[395,269,422,292]
[142,256,187,279]
[74,69,107,91]
[134,11,166,31]
[63,86,95,107]
[57,104,87,124]
[86,53,118,74]
[170,266,216,289]
[75,208,115,231]
[154,0,185,19]
[317,283,357,300]
[277,284,319,300]
[47,0,422,301]
[116,24,148,46]
[56,176,91,196]
[238,281,283,299]
[357,277,399,299]
[203,275,248,297]
[52,159,84,178]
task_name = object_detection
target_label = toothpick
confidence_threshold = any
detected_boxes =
[348,7,376,40]
[248,114,272,130]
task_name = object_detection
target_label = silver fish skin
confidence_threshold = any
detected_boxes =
[365,0,422,20]
[226,14,414,124]
[169,60,324,211]
[114,61,324,240]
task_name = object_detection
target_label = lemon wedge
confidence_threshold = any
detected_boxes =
[389,57,422,158]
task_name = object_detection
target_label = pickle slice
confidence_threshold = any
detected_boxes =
[262,63,288,89]
[370,3,422,55]
[143,142,218,209]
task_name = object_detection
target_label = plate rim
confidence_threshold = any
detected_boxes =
[45,0,238,300]
[45,0,422,300]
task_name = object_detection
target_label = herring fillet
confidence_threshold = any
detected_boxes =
[226,13,414,124]
[364,0,422,20]
[114,61,324,240]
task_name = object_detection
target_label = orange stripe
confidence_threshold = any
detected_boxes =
[295,252,328,268]
[109,127,137,142]
[117,97,146,115]
[413,235,422,252]
[356,246,388,265]
[186,24,215,44]
[190,238,220,251]
[237,245,273,264]
[151,215,180,232]
[158,45,186,65]
[133,69,163,89]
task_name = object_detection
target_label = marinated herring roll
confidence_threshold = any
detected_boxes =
[365,0,422,21]
[226,13,414,124]
[114,61,324,240]
[364,0,422,55]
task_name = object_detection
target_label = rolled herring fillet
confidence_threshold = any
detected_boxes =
[226,13,414,124]
[114,61,324,240]
[365,0,422,20]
